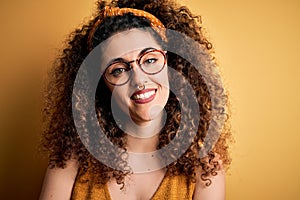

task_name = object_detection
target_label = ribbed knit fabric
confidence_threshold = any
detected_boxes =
[71,169,195,200]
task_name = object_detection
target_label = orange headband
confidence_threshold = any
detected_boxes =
[87,6,167,51]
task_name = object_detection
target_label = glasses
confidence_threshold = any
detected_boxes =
[104,49,167,86]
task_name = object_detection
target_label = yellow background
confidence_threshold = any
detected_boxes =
[0,0,299,199]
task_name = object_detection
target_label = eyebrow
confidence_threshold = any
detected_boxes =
[105,47,157,67]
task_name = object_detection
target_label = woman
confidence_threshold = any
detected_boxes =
[40,0,232,199]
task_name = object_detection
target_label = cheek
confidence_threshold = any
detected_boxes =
[104,80,124,99]
[153,68,169,89]
[110,89,130,117]
[103,81,124,106]
[111,89,125,102]
[110,87,129,112]
[152,69,170,107]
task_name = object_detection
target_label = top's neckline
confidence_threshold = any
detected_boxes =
[105,169,168,200]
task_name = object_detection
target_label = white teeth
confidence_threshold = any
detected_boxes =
[133,91,155,100]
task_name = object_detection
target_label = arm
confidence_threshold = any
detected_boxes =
[193,169,226,200]
[39,159,79,200]
[193,154,226,200]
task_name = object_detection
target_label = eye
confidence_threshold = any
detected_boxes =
[106,62,130,78]
[144,58,158,64]
[110,68,126,77]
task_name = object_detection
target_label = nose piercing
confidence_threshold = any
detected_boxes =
[137,84,145,90]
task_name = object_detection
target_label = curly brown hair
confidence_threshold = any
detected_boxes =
[41,0,232,188]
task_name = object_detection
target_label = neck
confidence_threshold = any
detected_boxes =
[123,111,166,153]
[126,133,159,153]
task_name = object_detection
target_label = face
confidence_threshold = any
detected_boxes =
[100,29,169,125]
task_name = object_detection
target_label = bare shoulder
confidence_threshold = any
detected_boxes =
[193,158,226,200]
[39,159,79,200]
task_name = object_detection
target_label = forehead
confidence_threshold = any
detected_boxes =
[100,29,162,65]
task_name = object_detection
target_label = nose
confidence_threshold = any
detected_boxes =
[129,61,149,87]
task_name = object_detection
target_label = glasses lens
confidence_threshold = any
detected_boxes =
[104,50,166,86]
[105,62,131,85]
[140,51,165,74]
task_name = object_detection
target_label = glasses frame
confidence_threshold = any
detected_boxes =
[104,49,167,86]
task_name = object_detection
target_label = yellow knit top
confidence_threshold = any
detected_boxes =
[71,169,195,200]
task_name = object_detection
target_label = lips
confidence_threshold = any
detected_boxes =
[130,89,157,104]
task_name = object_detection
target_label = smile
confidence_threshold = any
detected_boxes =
[131,89,157,104]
